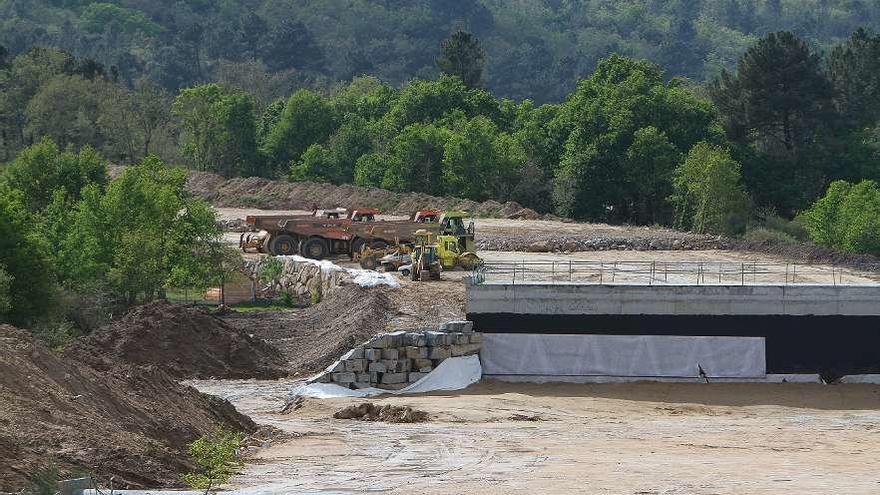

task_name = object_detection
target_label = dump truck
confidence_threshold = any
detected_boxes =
[239,207,379,254]
[241,207,476,260]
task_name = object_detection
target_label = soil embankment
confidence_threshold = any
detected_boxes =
[0,325,256,492]
[66,301,288,380]
[186,170,541,218]
[223,286,391,376]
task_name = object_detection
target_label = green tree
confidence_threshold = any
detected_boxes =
[711,31,833,156]
[263,89,337,172]
[804,180,880,254]
[24,74,106,150]
[671,142,750,235]
[552,55,718,221]
[829,28,880,128]
[442,116,523,201]
[173,84,260,177]
[3,138,107,212]
[0,184,53,325]
[59,156,220,304]
[624,126,680,224]
[437,30,487,89]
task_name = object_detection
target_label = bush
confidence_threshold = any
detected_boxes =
[742,227,798,246]
[182,429,244,491]
[804,180,880,254]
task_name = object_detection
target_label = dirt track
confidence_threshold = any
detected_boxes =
[190,379,880,495]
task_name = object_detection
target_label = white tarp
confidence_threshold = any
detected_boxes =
[292,355,482,399]
[480,333,766,378]
[278,255,400,288]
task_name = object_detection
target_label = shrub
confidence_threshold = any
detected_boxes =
[182,429,244,492]
[804,180,880,254]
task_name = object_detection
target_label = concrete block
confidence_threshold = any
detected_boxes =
[388,331,407,347]
[382,359,398,370]
[326,361,345,373]
[396,359,411,372]
[453,333,470,345]
[429,346,452,359]
[419,366,433,373]
[364,348,382,361]
[469,333,483,344]
[414,358,433,369]
[341,347,364,360]
[432,357,447,367]
[451,344,466,357]
[356,373,371,382]
[381,372,408,384]
[440,321,464,333]
[408,372,428,382]
[353,382,373,389]
[331,372,356,383]
[405,332,427,346]
[370,371,379,382]
[368,362,387,373]
[367,335,392,348]
[382,348,399,360]
[460,321,474,334]
[312,373,331,383]
[405,346,428,359]
[426,331,450,346]
[344,359,366,372]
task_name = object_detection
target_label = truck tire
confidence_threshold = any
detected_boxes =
[303,237,330,260]
[271,234,297,256]
[351,238,366,256]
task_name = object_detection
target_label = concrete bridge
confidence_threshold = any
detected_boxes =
[467,261,880,380]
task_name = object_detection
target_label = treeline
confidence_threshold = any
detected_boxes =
[1,28,880,252]
[2,1,880,102]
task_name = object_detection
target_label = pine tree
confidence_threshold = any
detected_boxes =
[437,30,486,88]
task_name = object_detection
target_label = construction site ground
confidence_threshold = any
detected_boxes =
[190,378,880,495]
[186,207,880,494]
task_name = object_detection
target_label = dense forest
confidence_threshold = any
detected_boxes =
[2,0,880,102]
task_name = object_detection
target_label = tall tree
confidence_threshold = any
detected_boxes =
[829,28,880,128]
[711,31,833,157]
[437,30,487,89]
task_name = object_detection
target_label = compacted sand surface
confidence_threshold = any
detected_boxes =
[190,379,880,495]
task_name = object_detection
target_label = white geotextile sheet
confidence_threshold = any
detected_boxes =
[292,355,482,398]
[480,333,766,378]
[277,255,400,288]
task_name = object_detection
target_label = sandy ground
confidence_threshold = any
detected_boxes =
[189,379,880,495]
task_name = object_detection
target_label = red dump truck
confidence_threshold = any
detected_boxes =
[240,208,456,259]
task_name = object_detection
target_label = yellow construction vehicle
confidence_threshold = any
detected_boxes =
[402,230,482,281]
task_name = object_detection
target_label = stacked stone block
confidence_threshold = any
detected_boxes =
[311,320,481,390]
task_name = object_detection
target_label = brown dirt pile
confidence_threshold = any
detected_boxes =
[66,301,288,380]
[186,170,542,219]
[333,403,429,423]
[0,325,256,492]
[223,285,391,376]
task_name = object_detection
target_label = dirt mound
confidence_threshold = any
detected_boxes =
[333,403,429,423]
[223,286,391,376]
[185,170,533,217]
[0,325,256,492]
[66,302,287,380]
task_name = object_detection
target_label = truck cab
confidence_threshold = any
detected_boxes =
[348,208,379,222]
